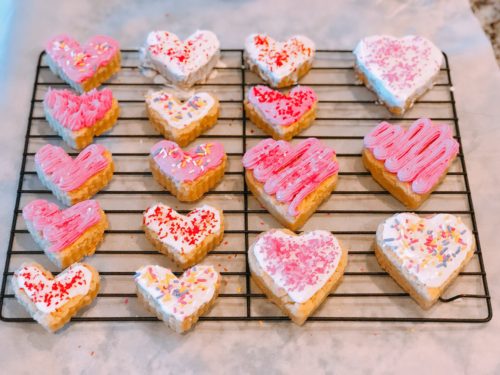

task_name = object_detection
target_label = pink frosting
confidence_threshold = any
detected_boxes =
[45,34,119,83]
[364,118,459,194]
[242,138,339,216]
[23,200,103,253]
[151,140,225,183]
[35,144,110,192]
[247,85,317,127]
[44,88,114,131]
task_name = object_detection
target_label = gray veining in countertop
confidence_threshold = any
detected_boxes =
[0,0,499,373]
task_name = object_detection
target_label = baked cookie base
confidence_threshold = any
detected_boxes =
[150,155,227,202]
[374,236,475,310]
[354,62,439,116]
[44,98,120,150]
[136,273,221,333]
[143,208,224,269]
[11,263,100,332]
[249,231,348,325]
[146,95,220,147]
[25,209,108,269]
[35,150,114,206]
[46,51,122,93]
[247,58,313,88]
[245,158,338,231]
[362,148,454,209]
[244,100,317,141]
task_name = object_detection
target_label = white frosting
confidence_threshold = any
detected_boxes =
[14,263,93,314]
[145,90,215,129]
[244,34,315,87]
[142,30,220,87]
[252,230,342,303]
[134,265,219,321]
[143,203,221,258]
[353,35,443,108]
[377,213,474,290]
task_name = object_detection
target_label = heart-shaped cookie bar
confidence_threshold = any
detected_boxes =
[43,88,120,149]
[363,118,459,209]
[245,85,318,140]
[35,144,114,206]
[23,199,108,268]
[142,30,220,88]
[353,35,443,115]
[375,213,475,309]
[134,264,221,332]
[146,90,220,147]
[45,34,121,92]
[143,203,224,268]
[150,140,226,201]
[249,229,347,325]
[12,262,100,332]
[243,138,339,230]
[245,34,315,88]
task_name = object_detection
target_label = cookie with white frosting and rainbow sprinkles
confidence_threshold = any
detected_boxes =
[12,262,100,332]
[249,229,348,325]
[143,203,224,269]
[375,213,475,309]
[134,264,221,333]
[145,90,219,147]
[245,33,315,88]
[245,85,318,140]
[353,35,443,115]
[45,34,121,93]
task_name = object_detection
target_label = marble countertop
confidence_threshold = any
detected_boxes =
[0,0,499,373]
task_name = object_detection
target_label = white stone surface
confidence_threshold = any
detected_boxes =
[0,0,499,373]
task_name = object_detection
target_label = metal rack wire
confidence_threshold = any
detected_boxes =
[0,49,492,324]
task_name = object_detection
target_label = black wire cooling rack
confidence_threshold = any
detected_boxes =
[0,49,492,324]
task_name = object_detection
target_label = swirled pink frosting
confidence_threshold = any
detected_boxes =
[44,88,114,131]
[364,118,459,194]
[35,144,110,192]
[243,138,339,216]
[151,140,225,183]
[23,200,103,253]
[45,34,119,83]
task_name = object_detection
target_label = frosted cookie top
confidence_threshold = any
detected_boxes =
[134,265,219,321]
[353,35,443,107]
[245,34,315,86]
[377,213,474,289]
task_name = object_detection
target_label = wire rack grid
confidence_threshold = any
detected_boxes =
[0,49,492,324]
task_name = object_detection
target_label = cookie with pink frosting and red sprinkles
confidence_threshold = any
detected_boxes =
[43,88,119,150]
[245,85,318,140]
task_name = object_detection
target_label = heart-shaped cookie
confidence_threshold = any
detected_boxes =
[363,118,459,209]
[375,213,475,309]
[45,34,121,92]
[134,264,221,332]
[43,88,120,149]
[353,35,443,115]
[243,138,339,230]
[143,203,224,268]
[12,262,100,332]
[35,144,114,206]
[142,30,220,88]
[23,199,108,268]
[146,90,220,147]
[245,34,315,88]
[150,140,226,201]
[245,85,318,140]
[249,229,347,325]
